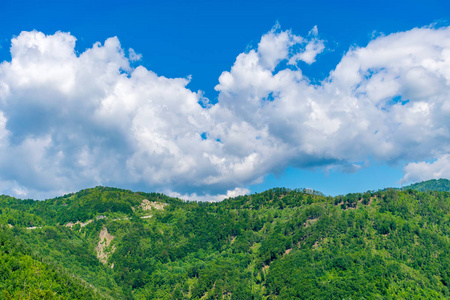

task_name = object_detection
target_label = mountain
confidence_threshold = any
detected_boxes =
[1,183,450,299]
[404,178,450,192]
[0,226,108,299]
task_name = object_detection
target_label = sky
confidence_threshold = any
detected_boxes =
[0,0,450,200]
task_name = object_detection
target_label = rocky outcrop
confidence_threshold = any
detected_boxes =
[95,227,116,266]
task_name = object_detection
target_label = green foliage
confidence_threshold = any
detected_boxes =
[404,178,450,192]
[0,227,107,299]
[2,182,450,298]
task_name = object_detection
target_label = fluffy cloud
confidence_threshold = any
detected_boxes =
[168,187,251,203]
[403,155,450,183]
[215,26,450,170]
[0,26,449,199]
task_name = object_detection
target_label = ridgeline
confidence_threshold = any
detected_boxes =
[1,180,450,299]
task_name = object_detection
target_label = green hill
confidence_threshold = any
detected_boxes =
[0,226,108,299]
[1,183,450,298]
[404,178,450,192]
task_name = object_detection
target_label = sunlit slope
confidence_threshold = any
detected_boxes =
[0,227,108,299]
[405,178,450,192]
[1,183,450,299]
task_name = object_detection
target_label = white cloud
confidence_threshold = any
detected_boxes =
[288,26,324,65]
[0,26,450,199]
[288,38,325,65]
[257,24,303,71]
[128,48,142,61]
[168,187,251,202]
[403,155,450,183]
[214,25,450,184]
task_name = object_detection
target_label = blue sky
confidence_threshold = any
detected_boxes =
[2,0,448,99]
[0,0,449,199]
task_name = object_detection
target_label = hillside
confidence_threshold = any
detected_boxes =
[1,183,450,298]
[404,178,450,192]
[0,226,107,299]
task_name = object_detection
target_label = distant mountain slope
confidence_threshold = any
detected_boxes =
[404,178,450,192]
[2,186,450,298]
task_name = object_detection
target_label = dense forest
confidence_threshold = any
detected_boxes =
[1,179,450,299]
[404,178,450,192]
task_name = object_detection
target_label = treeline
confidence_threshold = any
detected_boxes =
[404,178,450,192]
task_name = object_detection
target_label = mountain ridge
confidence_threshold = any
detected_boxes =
[403,178,450,192]
[1,179,450,299]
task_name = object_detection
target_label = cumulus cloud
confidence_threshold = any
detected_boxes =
[0,26,450,199]
[215,26,450,171]
[168,187,251,202]
[403,155,450,183]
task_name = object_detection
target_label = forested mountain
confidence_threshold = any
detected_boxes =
[404,178,450,192]
[1,182,450,299]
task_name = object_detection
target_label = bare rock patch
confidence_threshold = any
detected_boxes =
[140,199,167,211]
[95,227,116,265]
